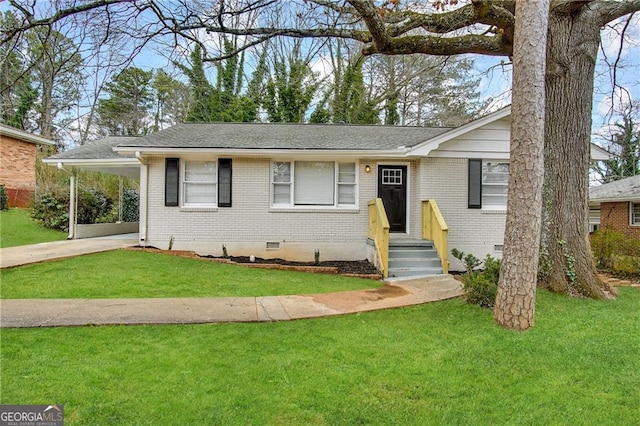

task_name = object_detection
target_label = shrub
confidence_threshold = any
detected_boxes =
[31,192,69,231]
[482,255,502,284]
[451,248,482,273]
[77,189,113,224]
[122,188,139,222]
[0,184,8,211]
[31,189,114,231]
[591,228,640,276]
[462,272,498,308]
[452,249,502,309]
[610,254,640,276]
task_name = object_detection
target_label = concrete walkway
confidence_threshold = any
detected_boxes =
[1,238,464,328]
[0,276,463,328]
[0,237,138,269]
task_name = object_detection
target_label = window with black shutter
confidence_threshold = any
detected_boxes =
[218,159,232,207]
[165,158,179,207]
[468,159,482,209]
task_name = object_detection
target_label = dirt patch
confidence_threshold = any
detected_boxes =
[366,284,409,298]
[311,284,409,312]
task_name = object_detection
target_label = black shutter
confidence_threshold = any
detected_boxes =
[468,159,482,209]
[218,158,232,207]
[165,158,179,207]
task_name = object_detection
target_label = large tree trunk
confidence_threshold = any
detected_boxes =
[493,0,548,330]
[539,8,616,299]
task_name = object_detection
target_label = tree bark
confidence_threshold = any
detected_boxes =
[493,0,549,330]
[539,7,617,299]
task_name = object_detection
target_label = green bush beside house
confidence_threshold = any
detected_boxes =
[451,248,502,308]
[591,228,640,277]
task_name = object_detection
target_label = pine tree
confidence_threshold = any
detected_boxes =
[97,67,153,135]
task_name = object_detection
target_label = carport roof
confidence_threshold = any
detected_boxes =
[47,136,137,160]
[43,136,140,179]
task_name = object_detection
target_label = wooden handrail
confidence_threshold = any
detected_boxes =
[368,198,390,278]
[422,199,449,274]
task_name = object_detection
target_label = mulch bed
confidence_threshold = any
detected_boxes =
[219,256,378,274]
[128,247,382,280]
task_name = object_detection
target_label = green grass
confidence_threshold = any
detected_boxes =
[0,208,66,248]
[1,288,638,424]
[0,250,380,298]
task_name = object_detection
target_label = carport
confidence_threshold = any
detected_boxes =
[42,137,141,240]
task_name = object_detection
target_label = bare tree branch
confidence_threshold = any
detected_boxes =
[3,0,127,44]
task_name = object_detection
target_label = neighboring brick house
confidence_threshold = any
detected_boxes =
[45,107,609,276]
[589,175,640,240]
[0,124,55,207]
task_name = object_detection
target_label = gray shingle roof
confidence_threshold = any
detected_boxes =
[47,136,138,160]
[589,175,640,202]
[46,123,450,161]
[116,122,450,150]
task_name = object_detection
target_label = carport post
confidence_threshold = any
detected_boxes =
[58,162,76,239]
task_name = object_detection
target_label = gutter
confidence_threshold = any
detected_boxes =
[590,197,640,204]
[114,147,413,158]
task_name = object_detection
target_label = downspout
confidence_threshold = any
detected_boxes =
[135,152,148,246]
[57,162,76,240]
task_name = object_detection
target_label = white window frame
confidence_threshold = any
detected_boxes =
[271,161,293,207]
[482,161,509,210]
[181,159,218,208]
[270,160,359,208]
[631,202,640,226]
[337,162,358,206]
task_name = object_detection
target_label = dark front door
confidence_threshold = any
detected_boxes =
[378,165,407,233]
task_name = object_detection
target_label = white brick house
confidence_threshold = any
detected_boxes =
[45,107,609,275]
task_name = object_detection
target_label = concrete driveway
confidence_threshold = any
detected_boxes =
[0,236,138,269]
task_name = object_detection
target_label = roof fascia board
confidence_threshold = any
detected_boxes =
[407,106,512,157]
[0,124,55,145]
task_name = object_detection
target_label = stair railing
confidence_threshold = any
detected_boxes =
[422,199,449,273]
[368,198,390,278]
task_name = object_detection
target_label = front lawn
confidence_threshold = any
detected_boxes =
[0,250,380,298]
[1,288,638,424]
[0,208,66,248]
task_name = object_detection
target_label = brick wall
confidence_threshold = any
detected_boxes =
[0,135,37,207]
[600,201,640,239]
